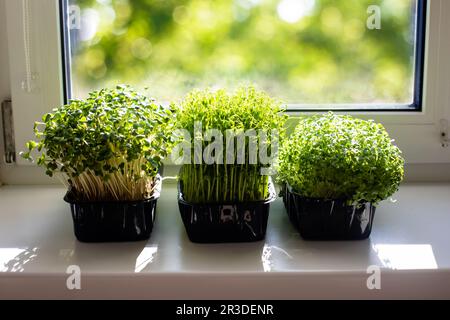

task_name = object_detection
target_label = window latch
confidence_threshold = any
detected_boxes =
[441,119,449,148]
[1,99,16,164]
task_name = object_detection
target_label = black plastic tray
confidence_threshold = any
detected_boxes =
[178,179,276,243]
[283,184,376,240]
[64,177,161,242]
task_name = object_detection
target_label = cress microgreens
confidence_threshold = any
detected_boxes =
[175,86,287,203]
[21,85,174,201]
[277,112,405,205]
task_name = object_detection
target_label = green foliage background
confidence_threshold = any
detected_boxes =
[70,0,417,104]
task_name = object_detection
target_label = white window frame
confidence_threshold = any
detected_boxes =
[1,0,449,184]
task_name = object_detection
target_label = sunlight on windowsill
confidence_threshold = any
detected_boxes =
[0,247,39,272]
[373,244,438,270]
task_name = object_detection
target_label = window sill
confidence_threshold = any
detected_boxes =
[0,183,450,299]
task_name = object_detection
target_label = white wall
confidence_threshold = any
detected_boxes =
[0,0,11,184]
[0,0,9,101]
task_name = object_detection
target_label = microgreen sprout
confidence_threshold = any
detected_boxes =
[277,112,405,205]
[21,85,174,201]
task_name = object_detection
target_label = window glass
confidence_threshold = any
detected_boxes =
[66,0,423,108]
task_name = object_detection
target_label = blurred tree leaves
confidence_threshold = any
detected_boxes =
[70,0,417,104]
